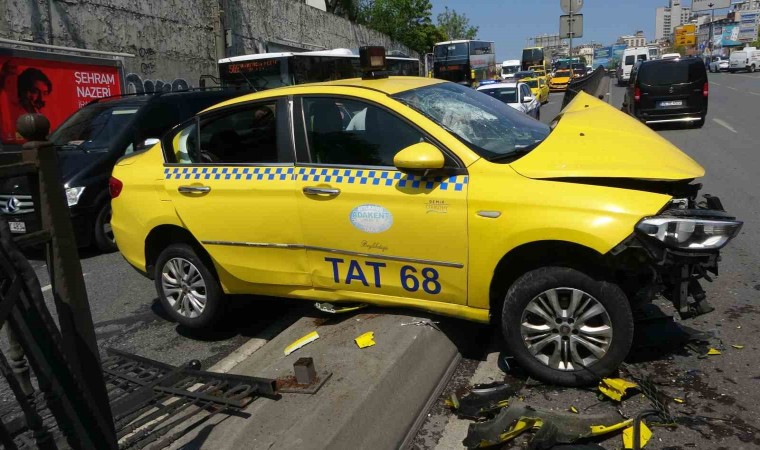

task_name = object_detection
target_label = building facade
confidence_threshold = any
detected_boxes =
[618,31,647,47]
[655,0,692,41]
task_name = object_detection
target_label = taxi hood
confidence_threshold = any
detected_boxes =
[511,92,705,181]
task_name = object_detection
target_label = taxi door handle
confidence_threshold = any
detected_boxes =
[303,186,340,196]
[178,185,211,194]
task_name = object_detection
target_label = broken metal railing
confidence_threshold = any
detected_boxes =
[0,114,279,448]
[0,113,117,449]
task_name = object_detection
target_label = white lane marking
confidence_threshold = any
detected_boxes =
[726,86,738,91]
[39,273,89,294]
[735,73,760,79]
[711,81,722,86]
[751,92,760,96]
[713,118,737,133]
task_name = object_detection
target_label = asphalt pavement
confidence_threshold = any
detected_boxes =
[418,71,760,449]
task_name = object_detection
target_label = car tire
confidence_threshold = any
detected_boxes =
[93,202,117,253]
[154,243,224,328]
[751,65,756,73]
[500,266,634,387]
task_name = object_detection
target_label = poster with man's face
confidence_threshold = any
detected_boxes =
[0,56,121,145]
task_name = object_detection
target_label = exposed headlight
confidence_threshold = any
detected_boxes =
[65,186,85,207]
[636,216,743,250]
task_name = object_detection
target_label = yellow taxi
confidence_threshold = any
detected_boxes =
[110,50,741,386]
[522,77,550,104]
[549,68,573,91]
[529,65,550,80]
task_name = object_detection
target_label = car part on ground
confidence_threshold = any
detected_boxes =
[445,382,516,420]
[462,400,631,449]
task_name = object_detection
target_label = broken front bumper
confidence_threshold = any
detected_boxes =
[615,198,742,319]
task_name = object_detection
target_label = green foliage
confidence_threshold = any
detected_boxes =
[436,7,478,41]
[357,0,444,55]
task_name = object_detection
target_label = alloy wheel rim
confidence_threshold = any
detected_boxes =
[161,257,207,319]
[520,287,612,371]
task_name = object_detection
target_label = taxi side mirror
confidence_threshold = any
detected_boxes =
[393,142,445,172]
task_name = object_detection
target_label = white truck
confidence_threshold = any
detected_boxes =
[501,59,521,80]
[729,47,760,73]
[618,47,650,86]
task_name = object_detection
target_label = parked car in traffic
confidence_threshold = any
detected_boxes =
[549,69,572,91]
[729,47,760,73]
[111,50,741,387]
[708,56,729,73]
[521,77,550,104]
[0,88,252,252]
[477,81,541,118]
[513,70,536,82]
[622,57,708,128]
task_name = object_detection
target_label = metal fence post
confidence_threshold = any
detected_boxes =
[16,114,117,444]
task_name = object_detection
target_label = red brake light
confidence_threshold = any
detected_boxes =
[703,82,709,97]
[634,86,641,103]
[109,176,123,198]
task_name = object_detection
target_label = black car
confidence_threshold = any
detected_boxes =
[0,88,251,251]
[622,57,708,128]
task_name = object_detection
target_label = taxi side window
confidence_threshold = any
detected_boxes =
[170,102,280,164]
[302,97,424,167]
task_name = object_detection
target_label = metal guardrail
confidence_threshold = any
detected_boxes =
[561,66,610,108]
[0,114,277,449]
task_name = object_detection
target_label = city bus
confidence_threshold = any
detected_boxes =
[522,47,548,71]
[432,40,497,85]
[218,48,420,90]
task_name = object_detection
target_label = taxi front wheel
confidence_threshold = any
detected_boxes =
[155,244,224,328]
[501,266,634,387]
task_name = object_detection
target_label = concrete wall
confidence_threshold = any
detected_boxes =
[0,0,413,92]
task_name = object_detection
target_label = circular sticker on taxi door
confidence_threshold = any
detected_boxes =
[350,204,393,233]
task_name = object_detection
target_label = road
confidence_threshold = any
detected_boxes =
[418,70,760,449]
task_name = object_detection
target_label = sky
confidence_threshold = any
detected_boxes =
[429,0,691,61]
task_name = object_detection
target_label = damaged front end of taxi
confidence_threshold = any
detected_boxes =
[604,181,742,320]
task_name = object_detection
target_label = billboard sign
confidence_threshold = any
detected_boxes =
[611,43,627,67]
[691,0,731,12]
[0,51,122,145]
[593,46,612,69]
[720,24,742,46]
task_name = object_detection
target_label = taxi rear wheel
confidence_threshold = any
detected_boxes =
[501,266,633,387]
[155,244,223,328]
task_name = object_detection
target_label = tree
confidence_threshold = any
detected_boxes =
[357,0,444,55]
[436,7,478,41]
[751,29,760,48]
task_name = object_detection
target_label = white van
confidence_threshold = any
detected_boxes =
[618,47,650,85]
[501,60,521,80]
[729,47,760,73]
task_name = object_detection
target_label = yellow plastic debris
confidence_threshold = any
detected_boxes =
[284,331,319,355]
[590,418,633,436]
[732,344,745,349]
[569,406,579,414]
[622,422,652,449]
[355,331,376,349]
[599,378,639,401]
[673,398,685,404]
[707,348,722,355]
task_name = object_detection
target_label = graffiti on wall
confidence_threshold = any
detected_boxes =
[125,73,190,93]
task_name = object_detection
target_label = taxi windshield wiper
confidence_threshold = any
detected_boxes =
[486,140,544,163]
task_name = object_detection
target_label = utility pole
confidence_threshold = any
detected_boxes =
[708,4,715,55]
[569,2,574,57]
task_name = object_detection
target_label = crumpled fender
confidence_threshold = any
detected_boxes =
[463,401,630,449]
